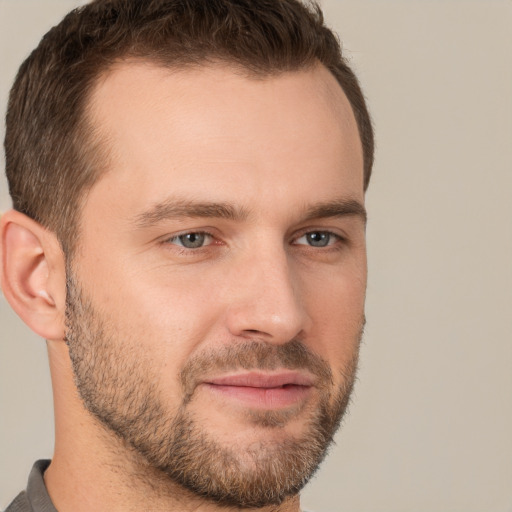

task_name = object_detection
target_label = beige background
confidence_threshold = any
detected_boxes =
[1,0,511,511]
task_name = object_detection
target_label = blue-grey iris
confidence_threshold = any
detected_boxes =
[306,232,330,247]
[179,233,206,248]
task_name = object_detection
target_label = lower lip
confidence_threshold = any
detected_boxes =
[203,383,312,409]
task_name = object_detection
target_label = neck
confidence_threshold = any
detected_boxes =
[45,340,301,512]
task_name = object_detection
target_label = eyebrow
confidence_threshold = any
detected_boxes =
[133,198,249,228]
[302,199,367,225]
[133,196,366,229]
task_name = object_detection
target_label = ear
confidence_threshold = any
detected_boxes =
[0,210,67,341]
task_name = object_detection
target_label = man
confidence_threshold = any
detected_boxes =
[1,0,373,510]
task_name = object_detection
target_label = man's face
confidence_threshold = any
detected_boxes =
[65,62,367,507]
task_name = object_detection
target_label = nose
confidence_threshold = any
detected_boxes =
[223,245,310,344]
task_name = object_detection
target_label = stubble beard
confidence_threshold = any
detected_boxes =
[64,271,362,508]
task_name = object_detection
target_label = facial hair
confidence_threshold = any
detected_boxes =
[64,270,362,508]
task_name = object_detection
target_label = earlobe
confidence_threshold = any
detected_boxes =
[0,210,66,341]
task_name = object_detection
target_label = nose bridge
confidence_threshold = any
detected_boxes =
[225,242,307,343]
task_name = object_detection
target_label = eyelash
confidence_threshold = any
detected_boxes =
[293,231,344,248]
[165,231,216,250]
[163,229,345,251]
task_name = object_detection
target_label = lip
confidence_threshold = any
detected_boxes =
[201,371,315,409]
[206,371,315,388]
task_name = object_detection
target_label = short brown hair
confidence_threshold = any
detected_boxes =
[5,0,374,254]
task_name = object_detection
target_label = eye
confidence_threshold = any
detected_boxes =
[167,232,213,249]
[294,231,339,248]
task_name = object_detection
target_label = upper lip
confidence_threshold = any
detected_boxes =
[204,371,315,388]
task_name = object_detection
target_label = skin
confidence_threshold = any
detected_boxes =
[0,62,366,512]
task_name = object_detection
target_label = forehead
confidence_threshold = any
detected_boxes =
[84,61,364,217]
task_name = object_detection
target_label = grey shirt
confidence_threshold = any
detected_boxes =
[4,460,57,512]
[4,460,314,512]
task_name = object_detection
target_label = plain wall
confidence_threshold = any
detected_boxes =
[1,1,511,510]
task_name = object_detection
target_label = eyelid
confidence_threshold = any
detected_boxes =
[291,228,346,245]
[163,230,217,247]
[159,227,347,250]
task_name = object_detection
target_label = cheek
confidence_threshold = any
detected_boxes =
[302,263,366,366]
[73,256,224,403]
[101,263,226,366]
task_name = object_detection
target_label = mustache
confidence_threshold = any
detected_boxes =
[180,339,334,402]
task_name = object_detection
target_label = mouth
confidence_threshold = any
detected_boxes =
[201,371,315,409]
